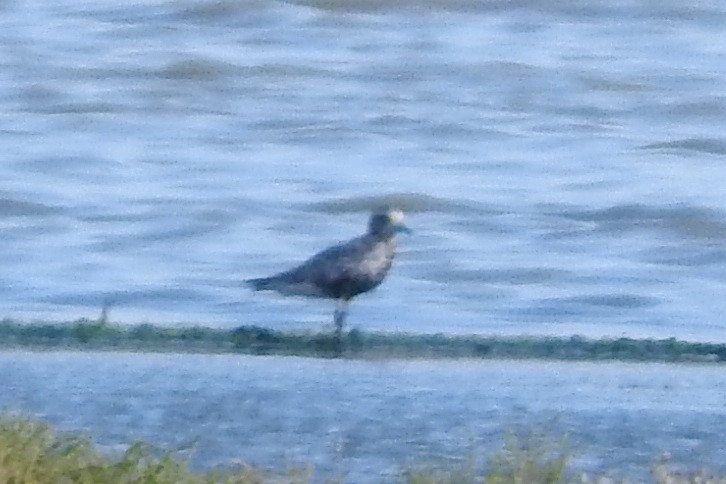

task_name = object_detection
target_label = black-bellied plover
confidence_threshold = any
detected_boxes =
[247,208,411,335]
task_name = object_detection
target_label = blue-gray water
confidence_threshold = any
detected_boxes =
[2,351,726,481]
[4,2,726,481]
[2,0,726,340]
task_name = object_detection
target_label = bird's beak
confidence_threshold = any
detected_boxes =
[395,223,412,234]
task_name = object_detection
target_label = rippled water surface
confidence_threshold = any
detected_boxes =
[2,351,726,481]
[2,0,726,340]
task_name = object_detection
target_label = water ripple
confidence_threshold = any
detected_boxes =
[556,204,726,242]
[303,194,494,215]
[0,198,62,218]
[640,138,726,155]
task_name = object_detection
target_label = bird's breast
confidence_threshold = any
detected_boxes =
[358,240,395,280]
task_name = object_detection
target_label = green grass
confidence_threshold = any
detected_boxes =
[2,415,724,483]
[1,317,725,363]
[404,430,571,484]
[0,415,313,483]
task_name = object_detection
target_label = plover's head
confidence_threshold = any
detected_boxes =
[368,208,412,239]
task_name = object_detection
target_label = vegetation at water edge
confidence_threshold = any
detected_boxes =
[1,415,724,483]
[1,317,725,363]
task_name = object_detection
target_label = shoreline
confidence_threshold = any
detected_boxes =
[1,319,724,363]
[2,414,720,483]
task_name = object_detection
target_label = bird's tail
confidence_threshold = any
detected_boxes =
[246,277,276,291]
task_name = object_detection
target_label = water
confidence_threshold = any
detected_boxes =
[2,351,725,481]
[4,3,726,480]
[3,0,726,339]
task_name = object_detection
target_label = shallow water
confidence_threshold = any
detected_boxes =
[2,351,726,481]
[2,0,726,340]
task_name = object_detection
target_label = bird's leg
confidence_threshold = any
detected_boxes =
[333,299,349,337]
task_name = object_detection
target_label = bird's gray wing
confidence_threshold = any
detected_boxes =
[282,236,371,296]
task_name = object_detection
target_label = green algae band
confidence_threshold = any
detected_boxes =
[0,319,724,363]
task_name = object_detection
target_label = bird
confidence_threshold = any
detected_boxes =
[246,208,411,335]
